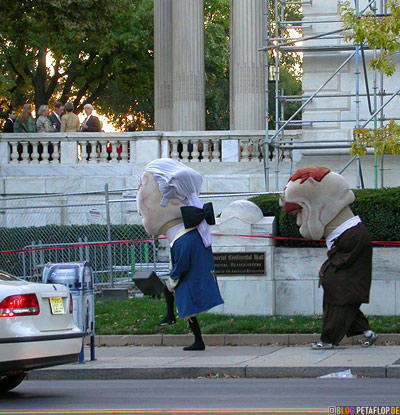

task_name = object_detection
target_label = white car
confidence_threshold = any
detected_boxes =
[0,270,83,393]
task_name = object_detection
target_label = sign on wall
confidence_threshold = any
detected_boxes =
[213,252,266,276]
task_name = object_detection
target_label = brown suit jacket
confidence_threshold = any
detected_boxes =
[319,223,372,305]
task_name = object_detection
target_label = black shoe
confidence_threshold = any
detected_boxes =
[156,316,176,327]
[183,341,205,351]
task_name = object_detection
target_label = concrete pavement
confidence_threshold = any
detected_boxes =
[27,334,400,380]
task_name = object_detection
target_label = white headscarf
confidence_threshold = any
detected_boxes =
[144,158,212,248]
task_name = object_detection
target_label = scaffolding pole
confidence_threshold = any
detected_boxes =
[263,0,395,192]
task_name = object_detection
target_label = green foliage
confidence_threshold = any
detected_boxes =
[267,0,303,77]
[204,0,230,130]
[1,0,303,131]
[203,0,302,130]
[95,298,400,334]
[96,0,155,131]
[268,67,302,129]
[340,0,400,76]
[351,121,400,156]
[249,193,281,218]
[351,188,400,242]
[250,187,400,245]
[0,0,154,129]
[249,193,310,246]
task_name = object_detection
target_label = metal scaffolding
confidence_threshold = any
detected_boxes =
[262,0,398,191]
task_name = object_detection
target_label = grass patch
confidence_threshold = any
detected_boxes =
[94,298,400,335]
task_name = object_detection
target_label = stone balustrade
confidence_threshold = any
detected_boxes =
[0,130,302,165]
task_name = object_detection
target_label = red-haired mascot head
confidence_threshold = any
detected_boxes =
[279,166,377,350]
[279,167,355,240]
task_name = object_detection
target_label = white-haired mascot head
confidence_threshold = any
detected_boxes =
[136,158,223,352]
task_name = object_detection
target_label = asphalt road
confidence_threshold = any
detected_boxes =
[1,378,400,415]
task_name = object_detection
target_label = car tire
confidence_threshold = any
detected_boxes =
[0,373,27,394]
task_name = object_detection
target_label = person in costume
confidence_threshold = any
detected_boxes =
[279,166,377,350]
[136,158,224,351]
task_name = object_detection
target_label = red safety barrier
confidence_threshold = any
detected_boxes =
[0,237,165,255]
[214,234,400,247]
[0,234,399,255]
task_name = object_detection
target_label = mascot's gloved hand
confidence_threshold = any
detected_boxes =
[166,277,179,292]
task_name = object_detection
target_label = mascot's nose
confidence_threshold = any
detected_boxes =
[284,202,302,214]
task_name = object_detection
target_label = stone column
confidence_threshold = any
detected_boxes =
[171,0,205,131]
[154,0,173,131]
[230,0,265,130]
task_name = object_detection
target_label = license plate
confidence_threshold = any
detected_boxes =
[49,297,64,315]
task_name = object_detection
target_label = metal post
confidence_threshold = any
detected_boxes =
[263,0,270,191]
[274,1,282,192]
[379,0,385,188]
[269,52,356,142]
[152,240,157,270]
[84,236,90,263]
[105,183,114,287]
[354,0,362,189]
[79,238,84,262]
[372,15,378,189]
[131,246,135,277]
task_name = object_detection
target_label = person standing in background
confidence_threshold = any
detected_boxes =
[14,104,36,133]
[80,104,101,132]
[61,102,80,132]
[36,105,54,132]
[48,103,64,132]
[3,109,16,132]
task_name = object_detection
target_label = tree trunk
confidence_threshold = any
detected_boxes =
[33,48,47,112]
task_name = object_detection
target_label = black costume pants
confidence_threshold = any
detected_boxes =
[320,299,370,345]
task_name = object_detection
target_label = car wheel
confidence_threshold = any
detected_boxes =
[0,373,27,394]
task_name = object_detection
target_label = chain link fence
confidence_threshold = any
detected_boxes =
[0,187,165,288]
[0,187,265,290]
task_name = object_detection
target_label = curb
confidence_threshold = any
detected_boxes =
[26,365,396,381]
[86,333,400,347]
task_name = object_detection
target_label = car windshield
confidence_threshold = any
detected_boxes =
[0,271,20,281]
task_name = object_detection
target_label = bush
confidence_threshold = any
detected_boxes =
[250,187,400,245]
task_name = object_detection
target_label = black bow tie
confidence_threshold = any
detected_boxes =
[180,202,216,229]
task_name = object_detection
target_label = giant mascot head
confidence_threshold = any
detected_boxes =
[279,167,355,240]
[136,158,212,246]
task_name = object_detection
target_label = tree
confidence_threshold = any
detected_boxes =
[340,0,400,157]
[204,0,230,130]
[340,0,400,76]
[204,0,302,130]
[0,0,153,129]
[1,0,301,131]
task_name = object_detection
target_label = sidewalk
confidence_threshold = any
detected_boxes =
[27,334,400,380]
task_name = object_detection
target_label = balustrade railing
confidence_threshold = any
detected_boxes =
[1,131,301,165]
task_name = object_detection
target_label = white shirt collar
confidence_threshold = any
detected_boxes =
[326,215,361,250]
[166,224,184,244]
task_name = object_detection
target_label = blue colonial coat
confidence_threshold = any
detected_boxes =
[170,228,224,318]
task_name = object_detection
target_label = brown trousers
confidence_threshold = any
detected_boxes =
[320,299,370,345]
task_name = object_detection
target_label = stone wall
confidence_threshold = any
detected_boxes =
[210,204,400,317]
